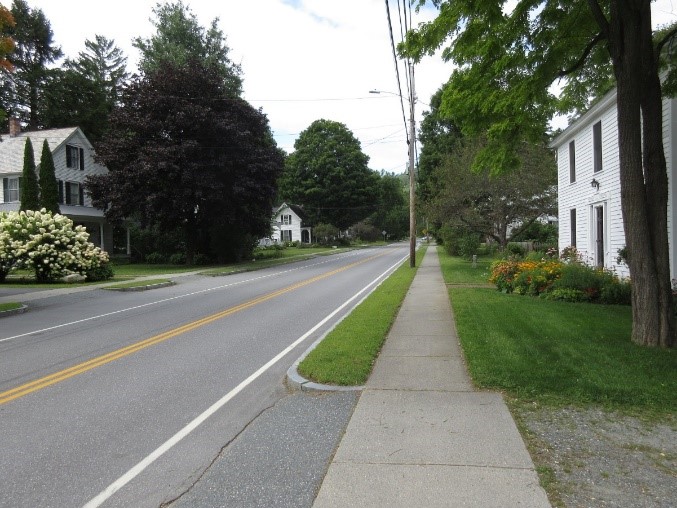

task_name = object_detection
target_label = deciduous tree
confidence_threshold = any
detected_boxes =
[87,60,283,264]
[279,119,379,230]
[402,1,675,348]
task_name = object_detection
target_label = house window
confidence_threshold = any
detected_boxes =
[568,140,576,183]
[570,208,576,247]
[281,214,292,225]
[281,230,292,242]
[61,181,83,205]
[2,177,20,202]
[593,121,602,173]
[66,145,85,170]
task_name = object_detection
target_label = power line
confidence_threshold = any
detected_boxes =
[384,0,409,143]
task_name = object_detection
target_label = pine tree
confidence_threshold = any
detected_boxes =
[38,139,59,213]
[19,137,39,210]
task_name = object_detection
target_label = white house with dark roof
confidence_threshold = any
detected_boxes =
[550,89,677,278]
[260,202,313,245]
[0,118,120,252]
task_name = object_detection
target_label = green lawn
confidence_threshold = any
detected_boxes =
[0,302,22,312]
[438,253,493,284]
[103,278,172,289]
[298,247,423,385]
[439,251,676,416]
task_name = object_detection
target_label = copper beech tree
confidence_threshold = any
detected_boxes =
[403,1,676,348]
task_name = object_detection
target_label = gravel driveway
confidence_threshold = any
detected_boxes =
[513,404,676,508]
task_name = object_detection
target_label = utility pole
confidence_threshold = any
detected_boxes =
[408,65,416,268]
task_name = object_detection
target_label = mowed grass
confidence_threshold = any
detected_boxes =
[438,254,493,284]
[103,278,172,289]
[298,248,423,385]
[0,302,22,312]
[448,285,676,415]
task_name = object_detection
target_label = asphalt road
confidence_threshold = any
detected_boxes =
[0,245,408,508]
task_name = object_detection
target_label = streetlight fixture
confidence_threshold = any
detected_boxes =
[369,85,417,268]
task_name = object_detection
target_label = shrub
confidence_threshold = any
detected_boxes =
[0,209,110,283]
[599,275,632,305]
[313,223,339,246]
[489,259,521,292]
[551,263,603,300]
[542,288,591,303]
[193,253,211,266]
[512,260,563,296]
[145,252,166,264]
[169,252,186,265]
[439,224,480,258]
[506,242,526,258]
[86,262,114,282]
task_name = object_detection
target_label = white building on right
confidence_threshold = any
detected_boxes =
[550,88,677,279]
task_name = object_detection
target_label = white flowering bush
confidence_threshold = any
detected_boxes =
[0,209,112,283]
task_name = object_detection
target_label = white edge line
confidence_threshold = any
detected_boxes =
[82,253,407,508]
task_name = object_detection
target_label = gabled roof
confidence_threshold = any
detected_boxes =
[0,127,86,175]
[274,202,309,222]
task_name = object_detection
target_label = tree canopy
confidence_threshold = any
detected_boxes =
[3,0,62,130]
[425,135,557,248]
[279,119,379,231]
[402,0,675,347]
[87,60,283,263]
[134,1,242,95]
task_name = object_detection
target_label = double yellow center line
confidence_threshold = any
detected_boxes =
[0,252,384,406]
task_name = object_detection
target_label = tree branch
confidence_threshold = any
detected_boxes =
[558,31,606,77]
[656,25,677,59]
[587,0,610,37]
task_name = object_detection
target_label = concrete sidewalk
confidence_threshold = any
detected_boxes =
[312,246,551,507]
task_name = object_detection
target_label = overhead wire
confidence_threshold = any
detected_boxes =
[384,0,409,144]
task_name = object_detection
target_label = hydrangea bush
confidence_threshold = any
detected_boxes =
[0,209,112,283]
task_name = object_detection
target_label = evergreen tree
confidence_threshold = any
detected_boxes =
[20,137,39,210]
[3,0,62,130]
[38,139,59,213]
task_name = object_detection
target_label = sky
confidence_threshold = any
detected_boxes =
[6,0,677,174]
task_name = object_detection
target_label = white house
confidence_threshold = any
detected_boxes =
[550,89,677,278]
[0,118,123,253]
[261,202,312,245]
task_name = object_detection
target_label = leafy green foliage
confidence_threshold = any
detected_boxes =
[369,172,408,239]
[20,137,39,211]
[425,135,556,248]
[87,61,283,264]
[279,119,379,230]
[38,139,59,214]
[134,0,242,95]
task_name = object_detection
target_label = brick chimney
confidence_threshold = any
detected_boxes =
[9,116,21,137]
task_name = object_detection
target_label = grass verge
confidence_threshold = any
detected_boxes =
[103,279,172,289]
[0,302,22,312]
[297,247,424,385]
[438,253,493,284]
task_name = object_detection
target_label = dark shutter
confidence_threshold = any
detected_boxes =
[58,180,64,204]
[79,148,84,170]
[2,178,7,202]
[65,182,71,205]
[78,185,84,205]
[66,146,72,168]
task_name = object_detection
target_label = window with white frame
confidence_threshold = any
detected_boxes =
[66,145,84,170]
[281,230,292,242]
[281,214,292,225]
[2,177,20,202]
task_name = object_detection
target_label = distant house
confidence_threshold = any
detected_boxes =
[0,118,124,254]
[260,202,312,245]
[550,88,677,278]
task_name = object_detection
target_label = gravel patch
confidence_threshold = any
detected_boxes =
[514,404,676,508]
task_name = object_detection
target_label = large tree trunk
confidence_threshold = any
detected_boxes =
[607,1,675,347]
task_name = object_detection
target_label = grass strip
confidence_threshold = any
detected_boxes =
[449,286,676,415]
[0,302,22,312]
[438,253,493,284]
[104,279,172,289]
[298,248,424,386]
